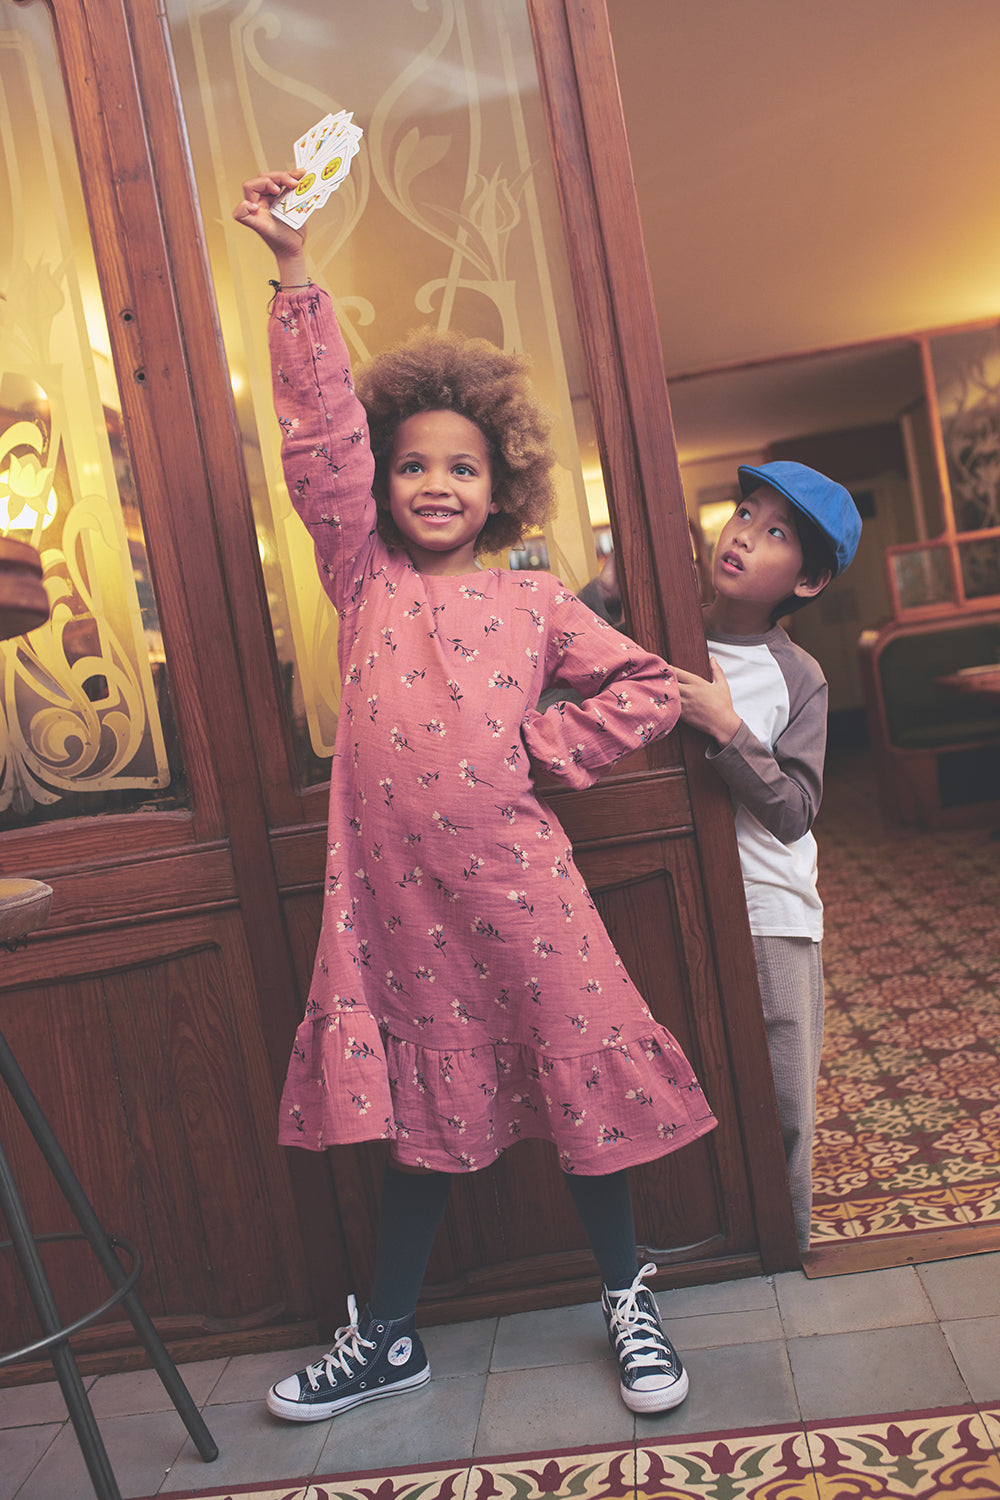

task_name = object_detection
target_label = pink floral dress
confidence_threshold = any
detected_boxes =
[271,286,717,1174]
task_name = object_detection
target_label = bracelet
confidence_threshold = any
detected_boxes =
[267,277,313,310]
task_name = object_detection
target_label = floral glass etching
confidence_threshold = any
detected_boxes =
[167,0,608,784]
[0,4,183,822]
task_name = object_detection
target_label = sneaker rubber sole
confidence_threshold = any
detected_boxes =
[266,1362,430,1422]
[620,1364,689,1414]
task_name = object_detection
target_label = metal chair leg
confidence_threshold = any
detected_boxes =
[0,1023,219,1481]
[0,1138,122,1500]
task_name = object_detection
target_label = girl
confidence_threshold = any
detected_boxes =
[233,169,717,1422]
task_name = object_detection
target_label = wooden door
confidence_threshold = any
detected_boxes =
[0,0,342,1374]
[0,0,795,1379]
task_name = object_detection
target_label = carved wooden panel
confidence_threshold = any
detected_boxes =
[0,921,310,1357]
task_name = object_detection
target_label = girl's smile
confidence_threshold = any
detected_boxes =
[388,409,498,575]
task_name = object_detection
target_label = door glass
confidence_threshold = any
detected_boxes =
[0,4,186,824]
[166,0,613,786]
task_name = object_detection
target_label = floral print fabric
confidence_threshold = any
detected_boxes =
[271,287,717,1173]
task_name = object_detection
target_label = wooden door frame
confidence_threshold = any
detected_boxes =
[525,0,798,1269]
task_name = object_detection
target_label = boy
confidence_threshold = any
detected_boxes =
[673,461,862,1252]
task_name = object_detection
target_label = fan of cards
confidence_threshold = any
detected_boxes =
[271,109,364,227]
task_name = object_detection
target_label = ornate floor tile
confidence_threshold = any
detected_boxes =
[637,1425,816,1498]
[811,750,1000,1251]
[805,1408,1000,1497]
[470,1445,636,1500]
[158,1463,473,1500]
[152,1411,1000,1500]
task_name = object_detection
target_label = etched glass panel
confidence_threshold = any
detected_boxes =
[928,323,1000,536]
[0,5,185,823]
[167,0,609,785]
[891,544,955,613]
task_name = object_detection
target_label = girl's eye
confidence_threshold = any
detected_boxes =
[400,461,422,474]
[454,464,474,477]
[769,526,787,540]
[736,505,751,520]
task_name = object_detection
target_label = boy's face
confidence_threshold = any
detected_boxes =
[713,485,828,614]
[388,409,498,575]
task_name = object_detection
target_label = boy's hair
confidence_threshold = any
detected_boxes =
[770,506,837,624]
[356,329,557,555]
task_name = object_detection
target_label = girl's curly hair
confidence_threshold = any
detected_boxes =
[355,328,557,555]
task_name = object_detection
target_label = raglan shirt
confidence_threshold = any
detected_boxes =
[703,625,827,941]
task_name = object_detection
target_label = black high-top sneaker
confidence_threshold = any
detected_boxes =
[601,1262,689,1413]
[267,1295,430,1422]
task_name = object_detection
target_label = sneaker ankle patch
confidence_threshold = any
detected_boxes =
[387,1336,413,1366]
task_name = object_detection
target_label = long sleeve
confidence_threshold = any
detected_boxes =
[707,689,826,843]
[269,287,377,612]
[705,631,827,844]
[521,586,680,789]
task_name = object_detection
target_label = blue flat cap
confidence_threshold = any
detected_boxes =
[738,461,862,575]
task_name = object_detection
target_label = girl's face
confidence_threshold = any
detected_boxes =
[388,409,498,575]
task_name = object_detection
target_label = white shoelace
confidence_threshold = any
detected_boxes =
[305,1294,376,1391]
[607,1263,677,1374]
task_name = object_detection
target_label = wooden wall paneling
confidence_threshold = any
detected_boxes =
[0,974,149,1352]
[103,944,310,1320]
[278,890,325,1000]
[0,815,199,886]
[0,917,313,1353]
[580,846,741,1248]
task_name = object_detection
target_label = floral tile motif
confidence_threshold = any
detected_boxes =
[152,1412,1000,1500]
[805,1408,1000,1497]
[810,749,1000,1249]
[470,1446,636,1500]
[637,1425,817,1498]
[156,1463,473,1500]
[634,1411,1000,1499]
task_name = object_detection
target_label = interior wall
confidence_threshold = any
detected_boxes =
[606,0,1000,373]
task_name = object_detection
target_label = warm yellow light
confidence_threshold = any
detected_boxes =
[0,471,59,532]
[583,465,609,528]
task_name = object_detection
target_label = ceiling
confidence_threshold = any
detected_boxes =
[604,0,1000,461]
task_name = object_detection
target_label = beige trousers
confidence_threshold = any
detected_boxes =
[752,935,825,1253]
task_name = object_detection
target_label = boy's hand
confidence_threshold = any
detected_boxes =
[233,170,308,269]
[673,659,742,747]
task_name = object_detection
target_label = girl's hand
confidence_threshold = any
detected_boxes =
[673,658,742,747]
[233,170,309,275]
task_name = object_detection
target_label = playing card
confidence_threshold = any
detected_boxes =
[271,171,333,226]
[275,109,363,226]
[294,110,363,169]
[294,114,335,168]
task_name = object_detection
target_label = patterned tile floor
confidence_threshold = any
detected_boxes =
[811,747,1000,1246]
[5,1254,1000,1499]
[147,1407,1000,1500]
